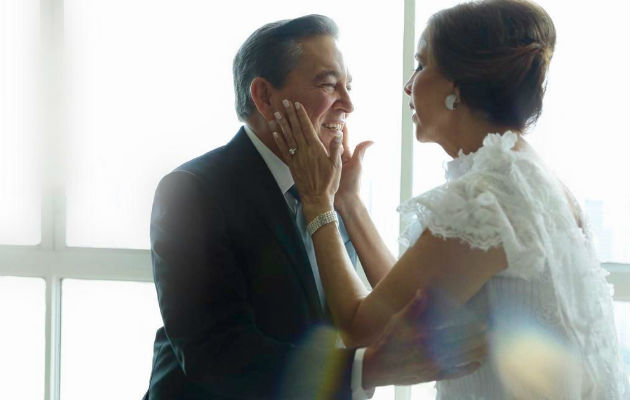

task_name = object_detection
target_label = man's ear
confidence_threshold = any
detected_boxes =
[250,77,276,120]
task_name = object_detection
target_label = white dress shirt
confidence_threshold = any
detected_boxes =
[243,125,373,399]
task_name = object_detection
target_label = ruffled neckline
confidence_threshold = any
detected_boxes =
[445,131,519,180]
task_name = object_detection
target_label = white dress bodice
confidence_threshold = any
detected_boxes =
[398,132,628,399]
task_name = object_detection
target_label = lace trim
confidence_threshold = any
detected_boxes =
[398,131,629,398]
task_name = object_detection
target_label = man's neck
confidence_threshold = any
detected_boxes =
[246,116,284,160]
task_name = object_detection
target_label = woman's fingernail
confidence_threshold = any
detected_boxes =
[274,111,282,120]
[282,99,290,108]
[335,134,342,143]
[295,102,301,110]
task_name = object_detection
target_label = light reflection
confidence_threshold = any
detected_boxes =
[494,326,581,398]
[280,324,346,399]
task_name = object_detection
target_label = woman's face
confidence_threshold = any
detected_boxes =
[404,32,456,145]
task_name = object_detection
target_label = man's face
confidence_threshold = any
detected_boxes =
[273,35,354,152]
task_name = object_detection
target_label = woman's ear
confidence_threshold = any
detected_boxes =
[250,77,276,120]
[453,85,461,103]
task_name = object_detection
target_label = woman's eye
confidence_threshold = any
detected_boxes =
[415,64,424,72]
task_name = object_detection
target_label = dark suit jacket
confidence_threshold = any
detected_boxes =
[144,128,359,399]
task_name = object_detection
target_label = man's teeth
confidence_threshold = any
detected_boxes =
[323,123,344,131]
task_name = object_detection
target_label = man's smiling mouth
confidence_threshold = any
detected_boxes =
[322,123,344,132]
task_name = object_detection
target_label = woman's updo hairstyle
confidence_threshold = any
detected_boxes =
[428,0,556,131]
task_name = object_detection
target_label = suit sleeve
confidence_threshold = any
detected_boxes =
[151,171,354,399]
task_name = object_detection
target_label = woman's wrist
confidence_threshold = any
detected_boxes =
[302,201,334,223]
[334,193,362,216]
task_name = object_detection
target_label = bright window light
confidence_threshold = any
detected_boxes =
[0,277,45,400]
[60,279,163,400]
[64,0,402,251]
[0,0,41,245]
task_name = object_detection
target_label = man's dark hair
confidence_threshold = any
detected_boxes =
[233,14,338,121]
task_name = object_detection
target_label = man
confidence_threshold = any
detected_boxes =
[143,15,483,399]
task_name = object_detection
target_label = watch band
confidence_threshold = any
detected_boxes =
[306,210,339,236]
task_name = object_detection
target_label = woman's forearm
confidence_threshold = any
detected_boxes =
[336,196,396,287]
[310,222,371,346]
[305,207,508,348]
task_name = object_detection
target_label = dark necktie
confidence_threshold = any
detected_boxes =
[287,185,326,311]
[287,185,300,202]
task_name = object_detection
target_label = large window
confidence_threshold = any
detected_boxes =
[0,0,41,245]
[60,279,162,400]
[63,0,403,250]
[0,1,627,399]
[0,277,45,400]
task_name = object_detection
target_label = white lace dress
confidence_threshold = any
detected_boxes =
[398,132,628,399]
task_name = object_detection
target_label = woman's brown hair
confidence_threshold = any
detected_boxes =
[428,0,556,131]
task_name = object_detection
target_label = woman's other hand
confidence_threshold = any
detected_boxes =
[335,124,373,212]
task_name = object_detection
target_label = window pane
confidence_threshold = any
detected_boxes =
[64,0,402,250]
[0,0,41,245]
[412,0,466,199]
[0,277,45,400]
[411,382,436,399]
[527,0,630,263]
[60,279,162,400]
[373,385,396,399]
[412,0,629,263]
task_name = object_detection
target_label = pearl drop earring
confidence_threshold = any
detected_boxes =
[445,94,458,111]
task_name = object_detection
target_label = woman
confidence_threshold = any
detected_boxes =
[270,0,628,398]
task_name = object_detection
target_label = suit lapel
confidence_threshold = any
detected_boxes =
[228,128,324,320]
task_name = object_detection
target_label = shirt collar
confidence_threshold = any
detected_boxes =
[243,125,294,195]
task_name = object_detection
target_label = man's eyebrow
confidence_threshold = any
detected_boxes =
[313,70,353,85]
[313,70,340,82]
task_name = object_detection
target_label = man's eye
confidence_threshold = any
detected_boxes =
[346,85,352,92]
[415,64,424,72]
[320,83,336,91]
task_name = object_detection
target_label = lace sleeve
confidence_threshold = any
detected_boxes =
[398,170,546,280]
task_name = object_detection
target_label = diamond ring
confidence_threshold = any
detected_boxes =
[288,147,297,156]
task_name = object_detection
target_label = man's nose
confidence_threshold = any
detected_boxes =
[337,86,354,113]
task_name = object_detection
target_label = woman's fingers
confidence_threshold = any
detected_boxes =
[353,141,374,163]
[341,124,352,163]
[270,125,291,164]
[294,101,322,149]
[282,99,308,146]
[274,110,299,153]
[329,133,344,167]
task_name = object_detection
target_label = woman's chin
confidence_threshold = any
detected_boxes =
[415,127,430,142]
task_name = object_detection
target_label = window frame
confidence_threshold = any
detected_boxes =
[0,1,626,400]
